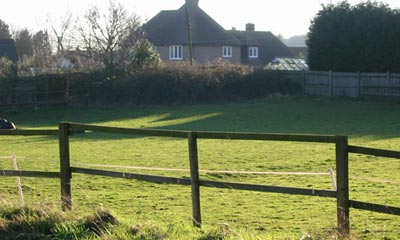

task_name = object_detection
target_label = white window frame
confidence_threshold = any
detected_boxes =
[169,45,183,60]
[249,46,259,58]
[222,46,232,58]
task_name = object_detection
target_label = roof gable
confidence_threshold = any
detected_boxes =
[0,39,18,62]
[144,3,241,46]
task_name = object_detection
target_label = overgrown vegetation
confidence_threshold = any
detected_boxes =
[0,203,274,239]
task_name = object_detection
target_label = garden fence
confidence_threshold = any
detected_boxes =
[277,70,400,98]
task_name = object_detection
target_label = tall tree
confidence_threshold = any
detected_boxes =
[78,0,141,72]
[0,19,11,39]
[14,29,33,59]
[307,1,400,72]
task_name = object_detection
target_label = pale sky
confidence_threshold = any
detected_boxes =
[1,0,400,38]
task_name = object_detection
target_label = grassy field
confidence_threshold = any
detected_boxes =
[1,97,400,239]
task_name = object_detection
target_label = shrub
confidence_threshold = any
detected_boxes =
[0,57,17,77]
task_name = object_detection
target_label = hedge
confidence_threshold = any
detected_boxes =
[0,66,303,106]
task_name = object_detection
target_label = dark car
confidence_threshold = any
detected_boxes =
[0,118,16,130]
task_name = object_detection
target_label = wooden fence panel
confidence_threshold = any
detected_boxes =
[333,72,359,97]
[287,70,400,98]
[304,71,331,96]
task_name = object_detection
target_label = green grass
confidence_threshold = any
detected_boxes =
[1,97,400,239]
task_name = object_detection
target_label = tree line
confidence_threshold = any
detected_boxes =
[0,1,160,77]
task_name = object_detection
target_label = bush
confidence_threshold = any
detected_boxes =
[0,57,17,77]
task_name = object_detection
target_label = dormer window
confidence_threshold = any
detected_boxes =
[222,46,232,58]
[249,47,258,58]
[169,45,183,60]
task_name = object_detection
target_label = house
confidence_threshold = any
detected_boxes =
[144,0,292,67]
[0,39,18,62]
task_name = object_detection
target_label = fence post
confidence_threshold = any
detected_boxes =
[59,122,72,211]
[336,136,349,237]
[188,132,202,227]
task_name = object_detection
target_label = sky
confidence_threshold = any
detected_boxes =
[1,0,400,38]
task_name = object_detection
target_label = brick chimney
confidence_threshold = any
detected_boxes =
[246,23,255,31]
[185,0,199,7]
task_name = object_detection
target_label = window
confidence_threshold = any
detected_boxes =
[169,45,183,60]
[222,46,232,58]
[249,47,259,58]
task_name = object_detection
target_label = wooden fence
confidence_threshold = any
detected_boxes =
[1,123,400,237]
[278,70,400,98]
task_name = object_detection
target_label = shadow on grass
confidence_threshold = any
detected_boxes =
[3,97,400,141]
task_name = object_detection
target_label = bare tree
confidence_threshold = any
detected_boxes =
[78,0,141,72]
[47,13,73,53]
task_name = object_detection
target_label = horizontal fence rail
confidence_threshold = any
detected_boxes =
[70,122,338,143]
[71,167,192,186]
[0,129,59,136]
[0,170,60,178]
[349,200,400,216]
[348,145,400,159]
[199,180,337,198]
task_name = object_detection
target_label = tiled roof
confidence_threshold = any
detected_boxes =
[144,3,241,46]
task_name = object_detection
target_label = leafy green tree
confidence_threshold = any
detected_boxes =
[307,1,400,72]
[125,39,161,71]
[0,19,11,39]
